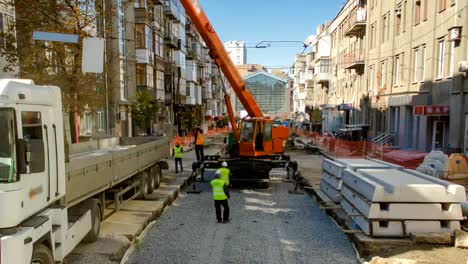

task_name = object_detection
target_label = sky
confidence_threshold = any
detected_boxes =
[198,0,346,72]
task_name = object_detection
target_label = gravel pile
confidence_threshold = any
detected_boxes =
[128,179,358,264]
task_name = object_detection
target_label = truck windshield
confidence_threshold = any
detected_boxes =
[0,109,16,183]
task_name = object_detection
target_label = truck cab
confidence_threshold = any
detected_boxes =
[0,79,90,264]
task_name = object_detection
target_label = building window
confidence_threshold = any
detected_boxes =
[396,7,402,36]
[422,45,427,82]
[394,54,403,86]
[436,38,445,79]
[439,0,447,12]
[422,0,428,20]
[136,64,146,86]
[369,65,375,92]
[84,112,92,134]
[413,48,419,83]
[448,41,455,77]
[370,23,376,49]
[382,14,388,43]
[135,24,145,49]
[0,12,14,49]
[380,60,387,89]
[97,111,105,132]
[415,0,421,25]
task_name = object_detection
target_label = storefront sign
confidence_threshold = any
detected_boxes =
[338,103,353,111]
[413,105,450,116]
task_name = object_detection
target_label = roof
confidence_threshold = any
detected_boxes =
[244,71,288,83]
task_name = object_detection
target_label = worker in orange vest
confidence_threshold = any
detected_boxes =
[194,125,205,161]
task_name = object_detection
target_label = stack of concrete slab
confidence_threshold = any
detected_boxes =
[320,159,401,203]
[341,168,466,237]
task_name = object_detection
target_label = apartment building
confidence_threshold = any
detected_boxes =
[224,41,247,66]
[0,1,16,78]
[328,0,368,131]
[292,54,307,114]
[366,0,467,153]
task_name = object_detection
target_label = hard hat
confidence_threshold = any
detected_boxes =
[221,161,228,167]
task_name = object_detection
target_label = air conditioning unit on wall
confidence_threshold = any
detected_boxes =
[459,61,468,72]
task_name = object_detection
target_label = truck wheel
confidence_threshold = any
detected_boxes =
[31,244,54,264]
[82,199,101,243]
[140,172,153,199]
[151,165,161,189]
[147,170,155,194]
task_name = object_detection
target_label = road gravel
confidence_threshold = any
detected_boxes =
[128,173,358,264]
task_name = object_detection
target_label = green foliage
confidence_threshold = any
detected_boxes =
[131,91,159,133]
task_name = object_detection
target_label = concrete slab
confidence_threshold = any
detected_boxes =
[105,210,153,226]
[320,180,342,203]
[100,222,143,240]
[322,159,346,178]
[72,234,130,260]
[409,232,452,244]
[342,169,467,203]
[341,185,464,220]
[322,158,398,179]
[342,199,461,237]
[120,200,165,214]
[322,171,342,190]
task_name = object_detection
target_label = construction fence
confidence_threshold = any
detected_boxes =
[294,129,427,170]
[170,127,230,150]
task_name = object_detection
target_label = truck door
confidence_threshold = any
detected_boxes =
[18,106,58,212]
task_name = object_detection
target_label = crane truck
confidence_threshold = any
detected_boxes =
[181,0,298,184]
[0,79,169,264]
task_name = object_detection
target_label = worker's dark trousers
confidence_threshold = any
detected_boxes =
[175,158,183,173]
[214,199,229,222]
[195,145,204,161]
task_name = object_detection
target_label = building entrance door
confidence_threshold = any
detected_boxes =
[432,120,446,151]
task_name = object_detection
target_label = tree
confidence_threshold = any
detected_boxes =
[130,91,159,134]
[2,0,109,112]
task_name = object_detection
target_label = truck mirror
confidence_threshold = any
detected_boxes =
[16,139,28,174]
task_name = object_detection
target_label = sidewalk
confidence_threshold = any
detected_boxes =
[66,137,225,264]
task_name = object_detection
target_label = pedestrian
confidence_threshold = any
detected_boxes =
[210,171,230,224]
[216,161,230,186]
[173,141,184,174]
[193,125,205,161]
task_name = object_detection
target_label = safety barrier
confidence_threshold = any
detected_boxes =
[294,129,426,170]
[170,127,230,151]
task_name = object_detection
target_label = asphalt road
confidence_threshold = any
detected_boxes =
[128,171,358,264]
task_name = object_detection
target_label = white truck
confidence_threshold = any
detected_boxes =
[0,80,169,264]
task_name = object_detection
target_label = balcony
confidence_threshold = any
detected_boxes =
[315,72,330,83]
[186,96,196,105]
[163,0,179,21]
[186,46,196,60]
[134,5,153,24]
[164,61,176,73]
[136,48,153,64]
[164,35,179,49]
[186,23,197,37]
[344,7,367,36]
[344,50,365,70]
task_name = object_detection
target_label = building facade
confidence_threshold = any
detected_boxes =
[237,71,288,117]
[224,40,247,66]
[298,0,468,154]
[0,0,16,78]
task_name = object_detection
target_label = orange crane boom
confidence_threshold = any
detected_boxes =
[180,0,264,122]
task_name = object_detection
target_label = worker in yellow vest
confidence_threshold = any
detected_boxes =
[210,171,230,223]
[193,126,205,161]
[172,141,184,174]
[217,161,230,186]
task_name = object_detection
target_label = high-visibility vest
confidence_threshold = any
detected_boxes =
[195,131,204,145]
[218,168,230,185]
[173,146,183,158]
[210,179,227,200]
